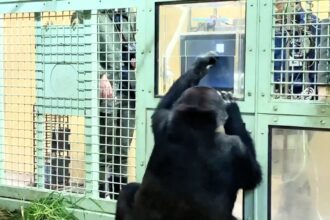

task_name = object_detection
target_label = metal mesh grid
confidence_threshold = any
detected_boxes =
[0,13,38,188]
[95,9,137,200]
[272,0,330,101]
[0,8,137,200]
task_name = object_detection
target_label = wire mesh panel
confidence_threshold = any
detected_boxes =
[0,13,39,188]
[94,8,137,200]
[35,11,88,193]
[0,8,137,200]
[272,0,330,101]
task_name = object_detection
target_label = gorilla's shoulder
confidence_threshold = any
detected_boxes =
[215,133,245,154]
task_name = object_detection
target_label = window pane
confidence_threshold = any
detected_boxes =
[156,1,246,99]
[271,128,330,220]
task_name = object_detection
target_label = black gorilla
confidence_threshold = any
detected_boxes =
[115,52,262,220]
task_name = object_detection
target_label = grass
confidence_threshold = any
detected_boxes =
[0,192,104,220]
[20,192,79,220]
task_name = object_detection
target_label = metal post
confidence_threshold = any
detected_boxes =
[84,10,99,197]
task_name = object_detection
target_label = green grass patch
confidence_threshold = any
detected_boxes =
[0,192,105,220]
[21,192,105,220]
[20,192,78,220]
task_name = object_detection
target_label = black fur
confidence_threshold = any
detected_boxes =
[115,51,262,220]
[115,182,140,220]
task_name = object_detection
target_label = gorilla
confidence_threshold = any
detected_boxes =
[115,51,262,220]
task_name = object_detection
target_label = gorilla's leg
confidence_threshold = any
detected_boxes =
[115,182,140,220]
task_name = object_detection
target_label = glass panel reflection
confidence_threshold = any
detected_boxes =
[271,128,330,220]
[157,1,246,99]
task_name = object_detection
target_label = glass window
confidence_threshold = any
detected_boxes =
[270,128,330,220]
[156,1,246,99]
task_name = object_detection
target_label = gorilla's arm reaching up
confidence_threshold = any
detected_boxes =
[157,54,217,110]
[115,52,219,220]
[152,52,218,133]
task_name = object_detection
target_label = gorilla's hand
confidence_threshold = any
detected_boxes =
[193,51,220,77]
[220,91,234,105]
[220,91,243,135]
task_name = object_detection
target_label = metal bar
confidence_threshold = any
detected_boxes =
[241,115,256,220]
[243,0,258,113]
[135,0,150,182]
[84,10,99,198]
[35,12,45,188]
[0,0,137,13]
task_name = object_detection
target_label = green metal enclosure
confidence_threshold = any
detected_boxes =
[0,0,329,219]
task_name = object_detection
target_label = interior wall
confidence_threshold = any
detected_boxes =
[3,13,36,177]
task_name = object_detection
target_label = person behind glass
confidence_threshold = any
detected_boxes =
[97,9,136,199]
[99,51,136,200]
[70,9,136,199]
[207,15,217,31]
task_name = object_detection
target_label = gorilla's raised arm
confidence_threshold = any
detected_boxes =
[116,50,262,220]
[156,53,218,110]
[115,52,219,220]
[152,52,218,133]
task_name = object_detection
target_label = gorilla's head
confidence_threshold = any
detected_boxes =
[173,86,228,129]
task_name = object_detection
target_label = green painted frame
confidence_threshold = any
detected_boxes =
[35,12,46,189]
[136,1,260,219]
[255,114,330,220]
[138,0,259,113]
[0,0,136,13]
[84,9,100,198]
[0,0,329,219]
[256,0,330,117]
[0,0,140,218]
